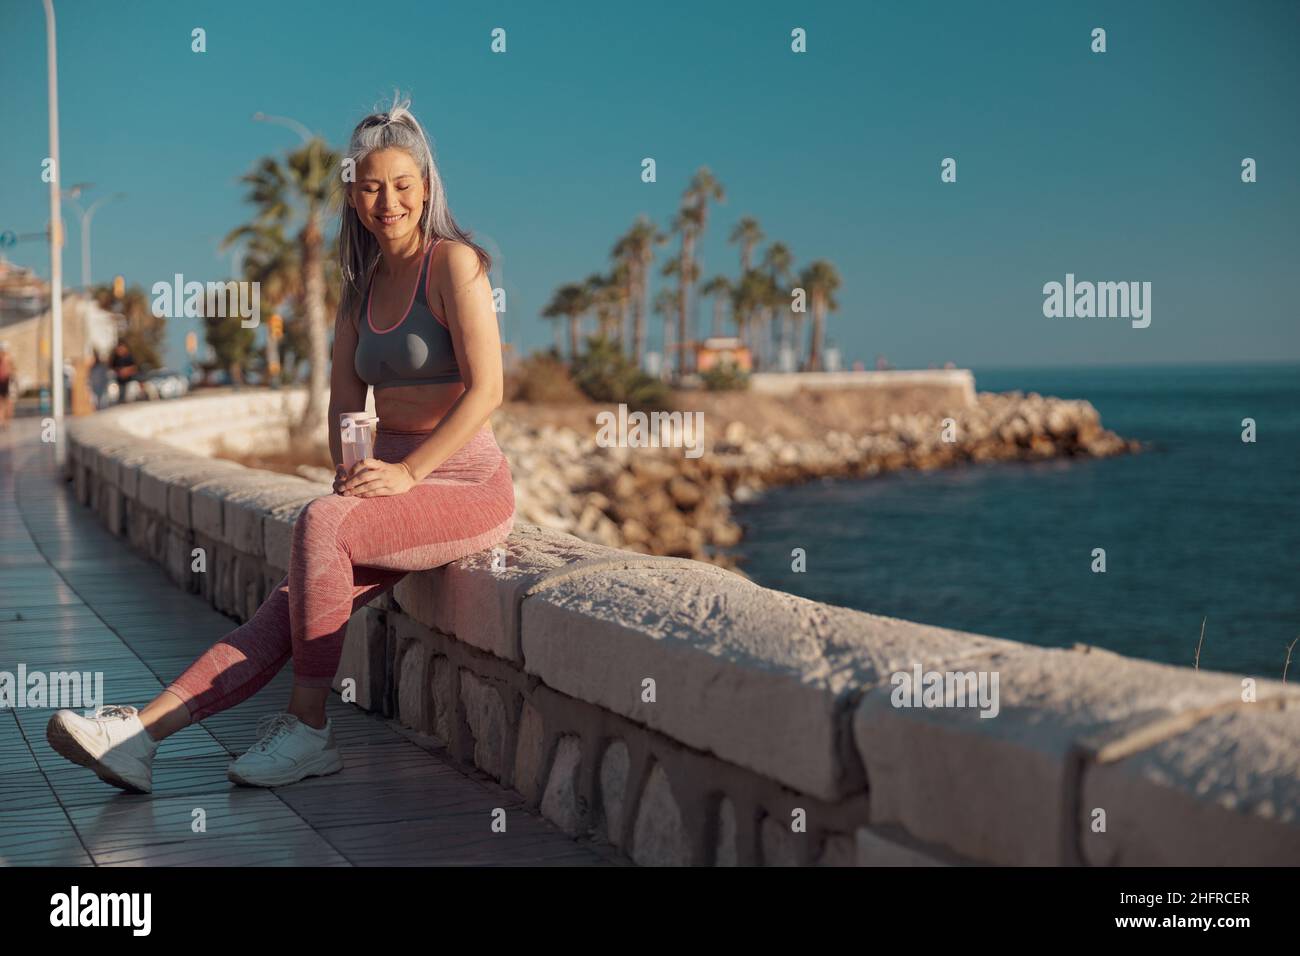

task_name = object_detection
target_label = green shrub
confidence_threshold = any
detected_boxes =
[508,350,586,404]
[571,335,671,411]
[700,360,750,391]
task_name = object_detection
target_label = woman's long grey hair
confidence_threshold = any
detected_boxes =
[335,94,491,331]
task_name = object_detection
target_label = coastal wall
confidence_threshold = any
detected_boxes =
[62,390,1300,866]
[747,368,976,403]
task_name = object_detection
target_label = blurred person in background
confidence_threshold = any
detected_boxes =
[89,349,110,410]
[109,338,138,403]
[0,341,14,427]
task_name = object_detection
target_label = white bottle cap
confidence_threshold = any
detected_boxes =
[339,411,379,428]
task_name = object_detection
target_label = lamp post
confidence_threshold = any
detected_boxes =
[42,0,65,460]
[64,192,126,292]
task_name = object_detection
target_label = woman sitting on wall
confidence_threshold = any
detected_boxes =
[45,96,516,792]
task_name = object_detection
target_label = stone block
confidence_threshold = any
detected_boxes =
[138,457,225,513]
[631,762,691,865]
[853,644,1265,865]
[263,494,324,569]
[540,734,583,837]
[225,483,321,556]
[715,796,738,866]
[760,815,801,866]
[513,700,546,802]
[164,459,248,525]
[395,522,736,663]
[164,526,195,588]
[1081,701,1300,865]
[191,473,297,542]
[332,606,386,712]
[598,739,631,849]
[460,671,509,780]
[523,566,1014,802]
[394,621,434,735]
[429,655,456,742]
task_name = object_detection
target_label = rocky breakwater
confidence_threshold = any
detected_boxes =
[494,391,1139,573]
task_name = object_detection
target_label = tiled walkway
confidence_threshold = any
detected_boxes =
[0,412,623,866]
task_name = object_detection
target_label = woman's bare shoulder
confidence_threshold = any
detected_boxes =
[429,238,487,304]
[432,237,480,272]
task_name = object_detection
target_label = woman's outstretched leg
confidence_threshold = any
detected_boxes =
[45,561,404,794]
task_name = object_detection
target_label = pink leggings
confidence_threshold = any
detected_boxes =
[165,424,515,722]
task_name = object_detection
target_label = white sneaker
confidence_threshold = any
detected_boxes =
[46,705,160,794]
[227,713,343,788]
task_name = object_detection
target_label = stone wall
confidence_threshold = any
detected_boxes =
[62,391,1300,866]
[748,368,976,405]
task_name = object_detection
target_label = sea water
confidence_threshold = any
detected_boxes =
[728,364,1300,675]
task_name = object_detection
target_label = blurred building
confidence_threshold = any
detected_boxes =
[0,256,118,393]
[693,336,753,373]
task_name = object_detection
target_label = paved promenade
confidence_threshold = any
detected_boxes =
[0,411,622,867]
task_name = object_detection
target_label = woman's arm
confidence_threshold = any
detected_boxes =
[399,241,503,480]
[327,304,370,470]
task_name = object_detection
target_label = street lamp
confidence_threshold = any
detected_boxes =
[252,111,314,145]
[42,0,65,456]
[64,190,126,292]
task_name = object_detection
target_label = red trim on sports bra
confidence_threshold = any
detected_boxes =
[423,238,450,330]
[367,239,437,335]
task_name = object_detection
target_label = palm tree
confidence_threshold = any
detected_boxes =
[700,276,732,338]
[731,269,772,365]
[729,216,764,273]
[225,137,338,441]
[228,222,342,386]
[762,242,794,367]
[800,260,842,371]
[651,288,677,378]
[660,255,700,375]
[584,270,626,342]
[233,223,299,384]
[667,204,701,377]
[192,278,257,385]
[611,216,665,366]
[542,283,592,362]
[671,167,725,377]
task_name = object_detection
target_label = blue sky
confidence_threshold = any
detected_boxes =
[2,0,1297,373]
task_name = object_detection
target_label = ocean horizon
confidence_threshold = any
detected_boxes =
[728,362,1300,677]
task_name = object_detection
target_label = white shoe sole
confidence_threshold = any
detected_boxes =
[46,712,152,794]
[227,748,344,788]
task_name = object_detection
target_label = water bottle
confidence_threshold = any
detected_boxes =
[339,411,379,471]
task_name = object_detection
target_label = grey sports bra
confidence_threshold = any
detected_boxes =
[354,238,462,389]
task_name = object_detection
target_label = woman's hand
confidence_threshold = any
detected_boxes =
[337,458,417,497]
